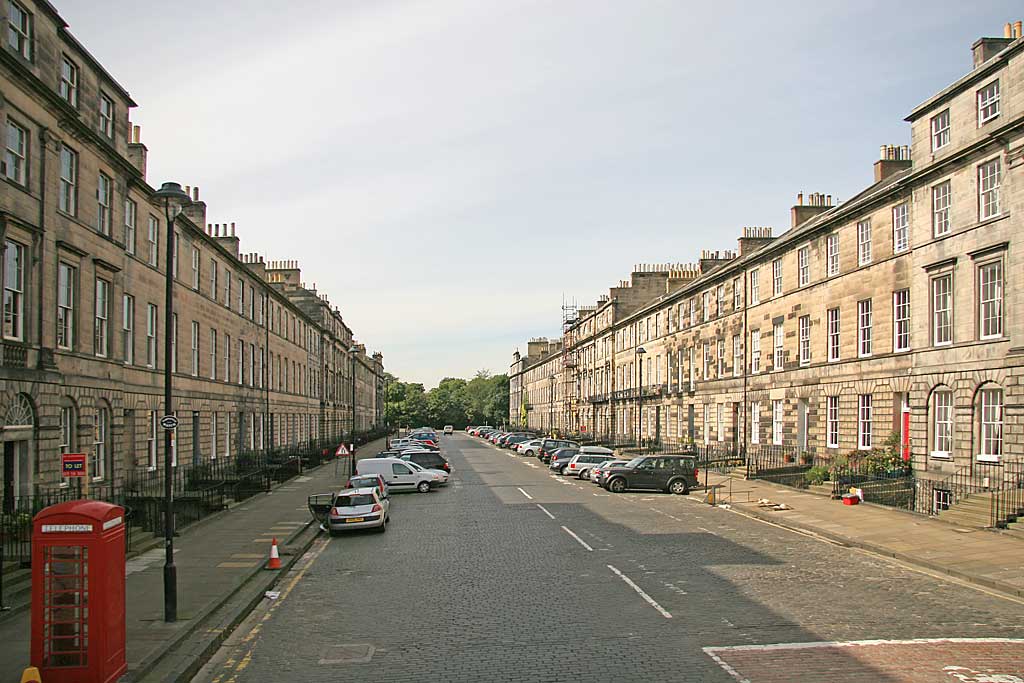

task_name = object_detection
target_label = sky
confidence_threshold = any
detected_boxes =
[57,0,1019,387]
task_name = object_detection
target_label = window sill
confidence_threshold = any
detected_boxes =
[976,454,1000,463]
[147,466,157,472]
[930,452,951,460]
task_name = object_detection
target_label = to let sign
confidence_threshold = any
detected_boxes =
[62,453,87,478]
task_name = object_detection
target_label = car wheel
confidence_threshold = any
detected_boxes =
[669,479,690,495]
[579,469,590,481]
[525,450,534,457]
[608,477,627,493]
[417,481,431,493]
[377,515,388,533]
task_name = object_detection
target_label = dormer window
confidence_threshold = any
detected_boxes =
[977,81,1000,125]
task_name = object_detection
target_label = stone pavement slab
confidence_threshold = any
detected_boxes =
[707,471,1024,598]
[0,438,385,683]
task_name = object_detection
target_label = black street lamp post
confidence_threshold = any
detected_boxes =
[635,346,646,449]
[153,181,190,623]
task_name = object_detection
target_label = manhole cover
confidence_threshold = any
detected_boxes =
[319,644,376,665]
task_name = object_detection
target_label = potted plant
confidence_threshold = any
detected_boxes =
[799,451,813,465]
[783,453,795,464]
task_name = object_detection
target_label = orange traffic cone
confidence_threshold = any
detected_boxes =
[266,537,282,570]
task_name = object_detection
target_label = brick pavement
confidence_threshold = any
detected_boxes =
[704,472,1024,599]
[0,438,385,683]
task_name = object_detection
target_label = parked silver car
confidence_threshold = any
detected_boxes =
[403,458,449,486]
[565,449,616,479]
[327,487,389,534]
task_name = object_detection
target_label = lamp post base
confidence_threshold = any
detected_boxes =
[164,562,177,622]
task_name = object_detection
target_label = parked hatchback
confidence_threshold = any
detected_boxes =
[565,449,616,479]
[600,455,699,494]
[590,459,631,487]
[549,448,580,474]
[327,487,389,534]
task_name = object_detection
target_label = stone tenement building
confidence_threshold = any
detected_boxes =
[511,23,1023,482]
[0,0,384,502]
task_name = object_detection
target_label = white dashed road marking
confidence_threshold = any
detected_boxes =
[561,525,594,551]
[607,564,672,619]
[516,487,533,500]
[536,504,555,519]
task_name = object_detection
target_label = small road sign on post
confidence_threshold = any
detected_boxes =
[160,415,179,431]
[335,444,349,457]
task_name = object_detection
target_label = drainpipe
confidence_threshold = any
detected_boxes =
[36,129,50,370]
[743,269,750,476]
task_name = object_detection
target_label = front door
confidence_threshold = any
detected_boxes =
[2,440,31,513]
[797,399,808,453]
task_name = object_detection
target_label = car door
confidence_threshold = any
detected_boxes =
[389,462,417,490]
[632,457,661,489]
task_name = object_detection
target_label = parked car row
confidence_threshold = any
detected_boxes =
[307,428,452,536]
[467,429,701,496]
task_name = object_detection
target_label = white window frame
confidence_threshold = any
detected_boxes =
[797,246,810,286]
[977,80,1000,125]
[717,339,724,377]
[978,388,1003,461]
[932,274,952,346]
[146,303,157,368]
[857,219,872,266]
[893,289,910,352]
[732,277,741,310]
[124,198,137,254]
[58,145,76,215]
[749,270,759,305]
[209,328,217,379]
[92,407,108,481]
[190,321,199,376]
[932,181,951,237]
[930,108,950,151]
[798,315,810,366]
[717,404,724,442]
[826,233,839,277]
[57,262,74,350]
[978,158,1001,220]
[93,279,109,357]
[750,401,760,444]
[99,93,114,139]
[732,334,741,378]
[7,1,32,59]
[147,216,158,266]
[827,307,840,362]
[772,259,782,296]
[858,394,872,450]
[97,172,112,236]
[750,330,760,374]
[773,322,784,371]
[4,119,27,185]
[826,396,839,449]
[224,334,231,382]
[148,410,158,469]
[857,299,872,358]
[931,390,952,459]
[892,202,908,254]
[59,55,78,107]
[237,338,244,385]
[191,247,200,290]
[772,399,783,445]
[978,260,1003,340]
[122,293,133,364]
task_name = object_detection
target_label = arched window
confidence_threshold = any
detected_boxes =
[978,386,1003,461]
[930,388,953,459]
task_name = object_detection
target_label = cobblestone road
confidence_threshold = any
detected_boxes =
[195,434,1024,682]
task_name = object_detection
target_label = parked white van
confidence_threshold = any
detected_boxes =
[356,457,438,493]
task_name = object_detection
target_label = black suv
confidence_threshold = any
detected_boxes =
[601,455,698,495]
[402,450,452,473]
[538,439,579,464]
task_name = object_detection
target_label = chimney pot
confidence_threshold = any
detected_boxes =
[231,222,236,237]
[1015,21,1022,38]
[193,187,200,201]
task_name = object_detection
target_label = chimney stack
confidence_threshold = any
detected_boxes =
[972,23,1017,68]
[790,192,834,229]
[874,144,912,183]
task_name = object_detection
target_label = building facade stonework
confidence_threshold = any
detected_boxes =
[511,27,1023,483]
[0,0,383,503]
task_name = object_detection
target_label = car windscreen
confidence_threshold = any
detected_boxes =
[622,457,644,468]
[350,477,378,487]
[335,494,375,507]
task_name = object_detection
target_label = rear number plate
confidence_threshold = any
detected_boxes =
[345,517,364,523]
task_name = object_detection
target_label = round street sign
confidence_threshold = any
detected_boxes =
[160,415,179,430]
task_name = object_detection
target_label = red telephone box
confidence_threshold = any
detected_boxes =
[30,500,126,683]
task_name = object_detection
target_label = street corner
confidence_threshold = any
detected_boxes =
[703,638,1024,682]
